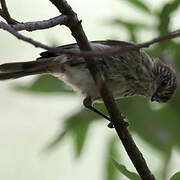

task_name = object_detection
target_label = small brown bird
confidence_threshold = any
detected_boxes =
[0,40,177,119]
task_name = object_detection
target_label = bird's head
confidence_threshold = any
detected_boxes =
[151,58,177,103]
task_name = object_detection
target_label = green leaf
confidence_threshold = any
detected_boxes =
[110,18,154,42]
[112,19,151,30]
[43,104,107,154]
[157,0,180,36]
[64,108,101,157]
[44,108,98,154]
[13,74,74,94]
[105,136,119,180]
[112,159,141,180]
[120,0,151,14]
[170,172,180,180]
[160,154,171,180]
[65,108,101,129]
[168,42,180,69]
[44,130,67,152]
[72,122,89,157]
[116,93,180,154]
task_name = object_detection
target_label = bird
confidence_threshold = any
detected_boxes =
[0,40,177,123]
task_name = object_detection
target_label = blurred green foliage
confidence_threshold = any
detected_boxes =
[105,137,120,180]
[112,159,141,180]
[170,172,180,180]
[14,75,73,93]
[14,0,180,179]
[120,0,151,14]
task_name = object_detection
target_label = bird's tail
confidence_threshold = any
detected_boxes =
[0,59,53,80]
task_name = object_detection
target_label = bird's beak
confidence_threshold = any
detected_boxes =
[151,92,158,102]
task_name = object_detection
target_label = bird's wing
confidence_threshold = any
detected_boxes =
[96,40,135,47]
[37,42,78,60]
[37,40,136,60]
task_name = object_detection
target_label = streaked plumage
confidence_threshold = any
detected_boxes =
[0,40,177,103]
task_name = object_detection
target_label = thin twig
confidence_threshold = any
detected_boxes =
[0,21,55,50]
[0,8,10,21]
[0,0,68,32]
[1,19,179,60]
[0,0,17,24]
[138,29,180,48]
[52,29,180,57]
[11,15,68,31]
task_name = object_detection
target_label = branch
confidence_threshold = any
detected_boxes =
[0,16,179,59]
[48,0,156,180]
[51,29,180,57]
[0,0,18,24]
[138,29,180,48]
[0,0,68,32]
[0,21,55,50]
[11,15,68,31]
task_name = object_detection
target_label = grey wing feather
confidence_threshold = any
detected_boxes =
[98,40,136,47]
[37,43,79,60]
[37,40,136,59]
[36,40,138,67]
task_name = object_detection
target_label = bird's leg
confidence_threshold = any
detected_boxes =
[83,96,114,128]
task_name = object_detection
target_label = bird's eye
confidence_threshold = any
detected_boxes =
[161,80,168,87]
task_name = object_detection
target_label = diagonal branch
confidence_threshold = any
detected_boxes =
[138,29,180,48]
[11,15,68,32]
[49,0,92,50]
[51,29,180,57]
[0,0,179,59]
[1,17,179,62]
[0,0,68,32]
[49,0,75,15]
[0,21,55,50]
[48,0,156,180]
[0,0,18,24]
